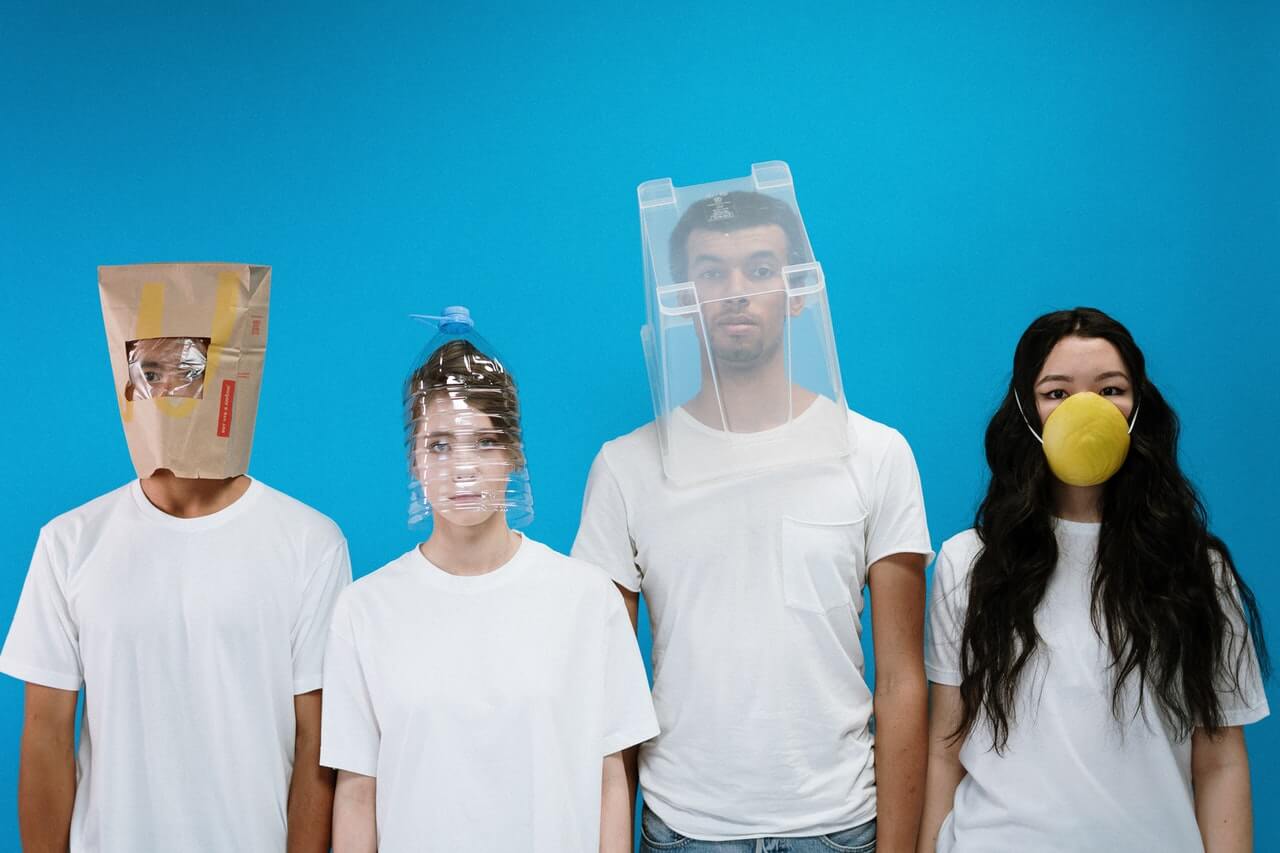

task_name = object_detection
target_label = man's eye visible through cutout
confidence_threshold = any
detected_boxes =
[124,337,211,401]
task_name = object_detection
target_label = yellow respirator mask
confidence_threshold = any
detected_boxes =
[1016,391,1138,487]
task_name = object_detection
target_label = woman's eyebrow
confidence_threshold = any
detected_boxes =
[1095,371,1130,382]
[1035,374,1071,387]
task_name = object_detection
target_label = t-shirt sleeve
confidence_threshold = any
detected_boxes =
[319,595,380,776]
[572,450,642,592]
[0,530,83,692]
[292,535,353,694]
[865,430,935,568]
[600,589,659,756]
[925,540,968,686]
[1211,555,1269,727]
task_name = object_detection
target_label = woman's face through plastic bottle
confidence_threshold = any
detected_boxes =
[414,394,515,527]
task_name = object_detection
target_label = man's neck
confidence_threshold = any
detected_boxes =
[139,471,252,518]
[686,343,793,432]
[420,514,521,576]
[686,350,818,432]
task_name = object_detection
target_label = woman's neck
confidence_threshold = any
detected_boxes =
[419,513,520,576]
[1053,481,1104,523]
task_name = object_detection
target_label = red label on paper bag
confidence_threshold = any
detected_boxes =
[217,380,236,437]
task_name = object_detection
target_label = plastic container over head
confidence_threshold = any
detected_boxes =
[638,161,848,485]
[404,306,534,529]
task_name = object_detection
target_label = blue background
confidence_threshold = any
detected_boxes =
[1,0,1276,847]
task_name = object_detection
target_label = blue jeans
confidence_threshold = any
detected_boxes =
[639,804,876,852]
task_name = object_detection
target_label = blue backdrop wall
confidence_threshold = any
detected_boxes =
[1,1,1276,847]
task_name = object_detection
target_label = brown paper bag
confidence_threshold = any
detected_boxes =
[99,263,271,479]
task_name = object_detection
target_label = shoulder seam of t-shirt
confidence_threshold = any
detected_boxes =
[847,411,899,462]
[598,445,633,514]
[311,536,349,582]
[940,533,982,576]
[339,550,415,599]
[589,447,643,591]
[34,525,66,583]
[936,536,979,595]
[0,655,83,691]
[328,597,359,645]
[872,424,907,467]
[32,527,58,576]
[40,485,131,536]
[256,483,350,542]
[869,429,912,509]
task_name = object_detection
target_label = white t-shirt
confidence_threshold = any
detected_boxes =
[319,535,659,853]
[572,400,933,840]
[0,479,351,853]
[925,521,1270,853]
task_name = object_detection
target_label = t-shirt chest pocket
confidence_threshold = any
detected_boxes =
[779,514,868,613]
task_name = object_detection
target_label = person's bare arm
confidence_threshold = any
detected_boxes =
[1192,725,1253,852]
[18,683,78,853]
[868,552,929,853]
[287,690,336,853]
[917,684,966,853]
[600,750,632,852]
[614,582,642,839]
[332,770,377,853]
[617,583,640,634]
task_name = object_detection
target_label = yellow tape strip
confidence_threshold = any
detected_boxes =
[207,270,240,374]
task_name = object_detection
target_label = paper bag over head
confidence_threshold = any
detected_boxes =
[99,263,271,479]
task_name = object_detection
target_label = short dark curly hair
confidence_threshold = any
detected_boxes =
[668,190,811,281]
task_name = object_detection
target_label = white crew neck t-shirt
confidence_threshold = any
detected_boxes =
[319,535,659,853]
[572,400,933,840]
[925,521,1270,853]
[0,479,351,853]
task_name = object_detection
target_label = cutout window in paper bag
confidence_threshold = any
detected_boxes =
[124,336,210,401]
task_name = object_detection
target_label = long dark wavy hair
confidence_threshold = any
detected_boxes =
[957,307,1268,750]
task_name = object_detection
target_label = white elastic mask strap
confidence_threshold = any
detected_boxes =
[1012,390,1044,445]
[1014,389,1140,442]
